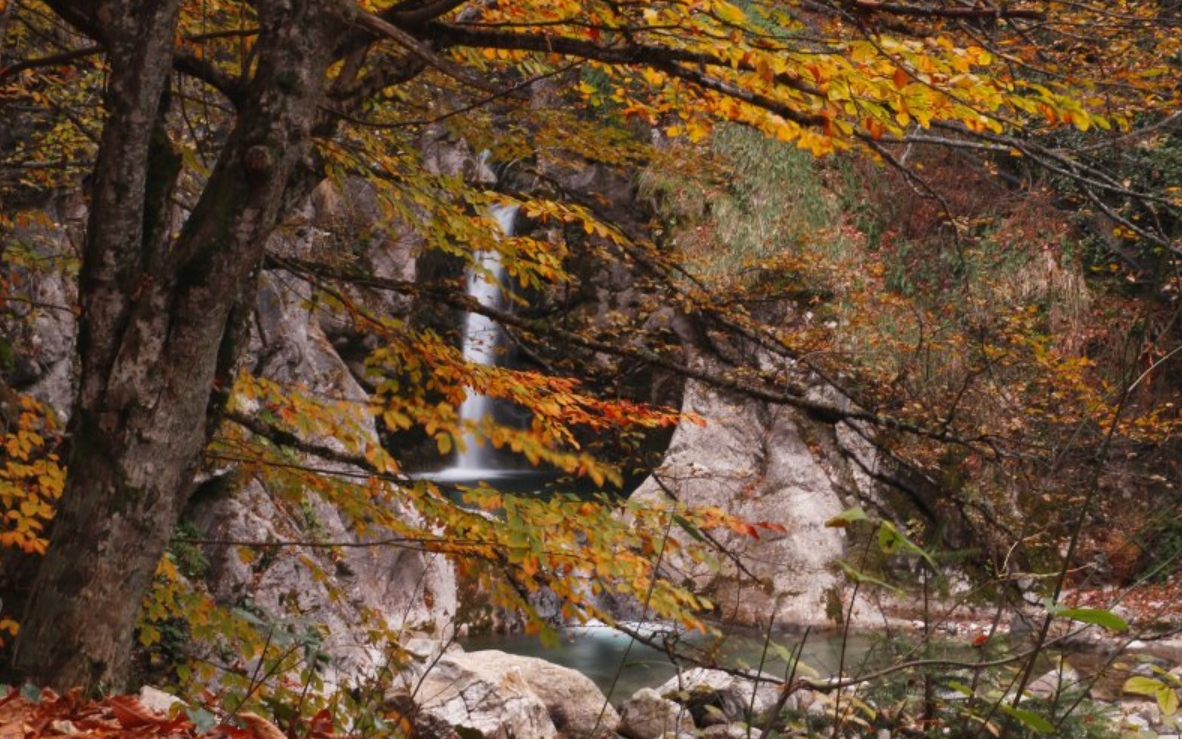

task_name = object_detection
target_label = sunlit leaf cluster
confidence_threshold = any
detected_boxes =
[0,393,62,558]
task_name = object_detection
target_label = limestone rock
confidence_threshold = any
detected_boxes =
[701,725,752,739]
[191,475,457,682]
[1024,663,1082,700]
[412,650,618,739]
[190,247,457,684]
[1,197,81,419]
[412,653,556,739]
[656,667,788,725]
[618,688,696,739]
[630,380,849,626]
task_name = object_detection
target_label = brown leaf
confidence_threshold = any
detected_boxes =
[213,725,253,739]
[108,694,169,728]
[0,695,34,739]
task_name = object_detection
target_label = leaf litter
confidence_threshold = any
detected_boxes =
[0,688,323,739]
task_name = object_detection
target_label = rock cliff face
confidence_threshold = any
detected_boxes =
[0,193,84,421]
[631,379,858,627]
[186,264,458,681]
[1,137,888,683]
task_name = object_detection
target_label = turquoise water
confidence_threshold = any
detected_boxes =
[461,622,960,703]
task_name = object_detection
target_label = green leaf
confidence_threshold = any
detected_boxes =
[837,560,903,594]
[877,520,903,554]
[1052,606,1129,632]
[876,521,938,570]
[1124,675,1162,696]
[825,507,869,528]
[1162,685,1180,716]
[1124,676,1180,715]
[767,639,796,664]
[947,680,975,697]
[1000,705,1054,734]
[232,607,268,627]
[673,514,706,543]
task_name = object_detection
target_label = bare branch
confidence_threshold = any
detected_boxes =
[0,43,100,80]
[848,0,1044,21]
[349,9,508,95]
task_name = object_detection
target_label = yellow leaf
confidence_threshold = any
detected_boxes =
[712,0,746,25]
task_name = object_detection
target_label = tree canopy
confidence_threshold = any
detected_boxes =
[0,0,1180,694]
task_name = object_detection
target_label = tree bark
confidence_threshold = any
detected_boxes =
[12,0,344,691]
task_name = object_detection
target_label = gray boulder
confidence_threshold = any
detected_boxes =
[412,650,618,739]
[657,667,789,725]
[618,687,697,739]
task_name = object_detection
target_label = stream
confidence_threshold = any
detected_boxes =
[461,622,975,703]
[461,619,1182,710]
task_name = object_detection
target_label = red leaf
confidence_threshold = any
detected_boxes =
[305,708,334,738]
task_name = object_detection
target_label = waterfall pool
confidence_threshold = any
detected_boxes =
[460,621,972,703]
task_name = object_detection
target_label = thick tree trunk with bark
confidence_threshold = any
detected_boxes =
[11,0,344,691]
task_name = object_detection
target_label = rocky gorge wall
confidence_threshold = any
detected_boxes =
[0,136,920,687]
[630,380,854,627]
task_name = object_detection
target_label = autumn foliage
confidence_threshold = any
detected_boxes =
[0,0,1181,699]
[0,686,323,739]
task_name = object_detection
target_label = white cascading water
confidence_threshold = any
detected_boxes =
[443,203,519,478]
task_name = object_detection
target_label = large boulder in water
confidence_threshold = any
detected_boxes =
[412,649,619,739]
[617,687,697,739]
[655,667,790,726]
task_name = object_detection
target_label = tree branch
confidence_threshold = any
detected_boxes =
[173,48,247,106]
[348,9,507,95]
[848,0,1044,21]
[425,22,826,104]
[385,0,470,27]
[0,43,101,80]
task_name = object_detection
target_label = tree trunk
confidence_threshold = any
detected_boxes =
[11,0,343,691]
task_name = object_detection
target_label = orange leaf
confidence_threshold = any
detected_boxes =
[240,712,290,739]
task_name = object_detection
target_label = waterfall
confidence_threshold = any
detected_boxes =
[445,204,518,477]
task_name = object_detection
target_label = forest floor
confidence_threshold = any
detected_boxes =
[0,689,301,739]
[1067,580,1182,633]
